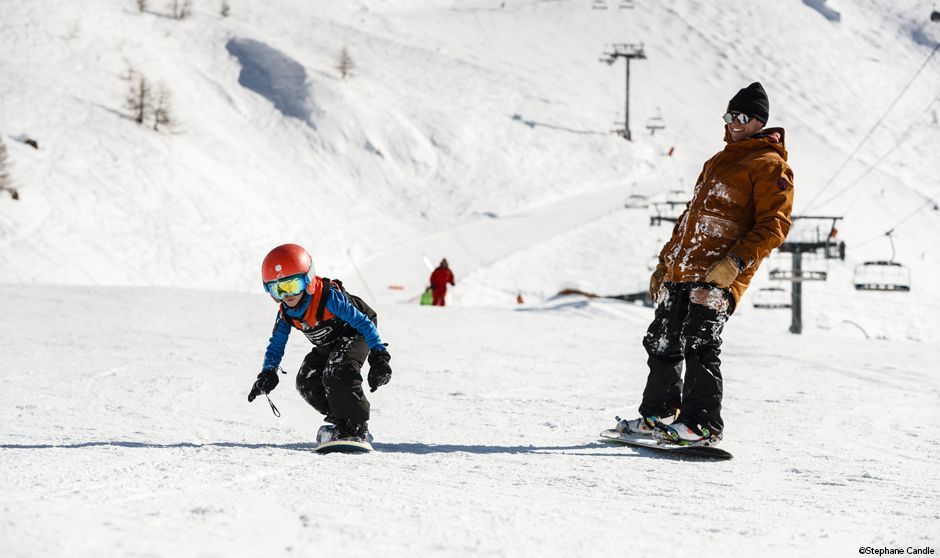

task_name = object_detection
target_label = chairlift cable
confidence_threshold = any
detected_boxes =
[801,42,940,214]
[847,192,940,249]
[815,93,940,212]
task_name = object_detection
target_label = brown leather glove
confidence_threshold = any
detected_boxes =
[649,262,667,302]
[705,256,741,288]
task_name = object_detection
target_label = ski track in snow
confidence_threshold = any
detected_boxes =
[1,286,938,557]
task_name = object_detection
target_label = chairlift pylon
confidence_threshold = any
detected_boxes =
[774,216,846,335]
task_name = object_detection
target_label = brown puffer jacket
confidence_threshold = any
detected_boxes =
[658,127,794,309]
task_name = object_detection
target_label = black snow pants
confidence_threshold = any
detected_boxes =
[295,335,370,425]
[639,281,732,434]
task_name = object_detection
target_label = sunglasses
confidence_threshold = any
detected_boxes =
[722,112,751,125]
[265,274,309,300]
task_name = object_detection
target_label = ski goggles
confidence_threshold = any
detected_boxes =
[722,112,751,125]
[264,274,309,300]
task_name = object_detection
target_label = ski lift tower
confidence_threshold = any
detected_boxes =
[775,215,846,334]
[600,43,646,141]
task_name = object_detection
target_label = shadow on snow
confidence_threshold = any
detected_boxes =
[0,441,316,452]
[1,441,720,461]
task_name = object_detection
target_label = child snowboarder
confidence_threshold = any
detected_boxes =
[616,82,793,447]
[248,243,392,443]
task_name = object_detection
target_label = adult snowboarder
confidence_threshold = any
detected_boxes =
[616,82,794,446]
[429,258,456,306]
[249,243,392,444]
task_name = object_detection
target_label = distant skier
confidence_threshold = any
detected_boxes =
[248,244,392,443]
[616,82,794,446]
[429,258,456,306]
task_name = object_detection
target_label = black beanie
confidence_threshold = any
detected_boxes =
[727,82,769,124]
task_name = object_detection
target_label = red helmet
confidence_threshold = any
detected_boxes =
[261,244,316,293]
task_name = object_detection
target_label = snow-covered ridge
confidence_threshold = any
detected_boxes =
[1,0,938,304]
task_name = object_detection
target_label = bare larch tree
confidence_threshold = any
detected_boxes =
[0,138,18,200]
[125,68,151,125]
[336,46,355,80]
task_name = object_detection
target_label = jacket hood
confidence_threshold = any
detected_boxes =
[723,126,787,160]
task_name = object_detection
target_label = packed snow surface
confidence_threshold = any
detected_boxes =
[1,286,938,557]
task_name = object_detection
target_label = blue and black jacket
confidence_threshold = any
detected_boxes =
[262,277,384,371]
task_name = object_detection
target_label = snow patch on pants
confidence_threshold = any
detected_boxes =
[690,286,730,313]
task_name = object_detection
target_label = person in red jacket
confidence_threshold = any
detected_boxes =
[429,258,456,306]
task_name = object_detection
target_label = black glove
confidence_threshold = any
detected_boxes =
[367,350,392,393]
[248,368,279,402]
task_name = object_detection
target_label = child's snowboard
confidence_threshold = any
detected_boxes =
[599,429,732,460]
[315,439,373,454]
[314,425,374,454]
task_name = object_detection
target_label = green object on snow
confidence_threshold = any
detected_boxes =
[420,288,433,305]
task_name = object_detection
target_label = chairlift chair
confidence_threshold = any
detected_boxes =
[619,0,636,9]
[646,119,665,135]
[624,194,649,209]
[646,108,666,135]
[752,287,791,309]
[768,268,828,282]
[852,232,911,292]
[592,0,608,9]
[768,252,828,281]
[802,251,830,278]
[649,201,684,226]
[825,239,846,261]
[853,261,911,292]
[666,189,688,202]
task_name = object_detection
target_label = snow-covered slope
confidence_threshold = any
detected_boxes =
[1,286,938,557]
[2,1,939,309]
[2,1,940,555]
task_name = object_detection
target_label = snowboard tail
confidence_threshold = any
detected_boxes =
[599,429,732,460]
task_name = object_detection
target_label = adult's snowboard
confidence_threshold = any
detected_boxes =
[599,429,733,460]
